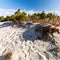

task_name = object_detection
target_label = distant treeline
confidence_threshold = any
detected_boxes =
[0,9,60,26]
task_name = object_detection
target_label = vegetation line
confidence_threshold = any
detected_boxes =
[0,9,60,26]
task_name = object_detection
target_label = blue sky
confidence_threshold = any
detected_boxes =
[0,0,60,16]
[0,0,60,11]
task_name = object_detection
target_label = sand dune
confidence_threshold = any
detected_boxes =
[0,21,60,60]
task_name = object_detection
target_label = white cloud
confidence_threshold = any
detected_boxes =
[54,11,60,16]
[23,10,60,16]
[0,9,37,17]
[44,10,60,16]
[24,10,36,15]
[0,9,16,17]
[0,8,60,17]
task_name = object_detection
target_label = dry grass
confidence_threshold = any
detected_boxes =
[5,52,12,60]
[32,19,60,27]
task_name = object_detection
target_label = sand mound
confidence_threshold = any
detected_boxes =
[0,21,60,60]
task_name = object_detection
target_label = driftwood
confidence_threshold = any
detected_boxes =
[35,24,60,39]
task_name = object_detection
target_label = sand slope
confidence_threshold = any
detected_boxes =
[0,22,60,60]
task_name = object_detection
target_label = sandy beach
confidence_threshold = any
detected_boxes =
[0,21,60,60]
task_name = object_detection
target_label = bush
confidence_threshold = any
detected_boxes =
[0,16,5,22]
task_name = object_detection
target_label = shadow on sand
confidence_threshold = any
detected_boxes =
[0,22,14,28]
[0,21,34,29]
[22,25,37,42]
[0,56,4,60]
[22,25,55,42]
[0,21,55,42]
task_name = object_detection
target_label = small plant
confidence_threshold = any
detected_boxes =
[5,52,12,60]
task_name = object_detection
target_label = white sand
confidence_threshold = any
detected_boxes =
[0,21,60,60]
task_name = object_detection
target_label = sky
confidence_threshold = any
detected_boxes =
[0,0,60,16]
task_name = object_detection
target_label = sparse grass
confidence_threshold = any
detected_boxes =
[5,52,12,60]
[32,19,60,27]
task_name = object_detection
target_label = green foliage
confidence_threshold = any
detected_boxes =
[37,13,41,19]
[10,10,27,23]
[47,12,56,20]
[31,13,39,21]
[47,13,53,19]
[31,14,36,20]
[5,16,11,21]
[40,11,47,19]
[30,11,47,20]
[0,16,5,22]
[0,8,59,23]
[14,9,21,16]
[20,12,27,21]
